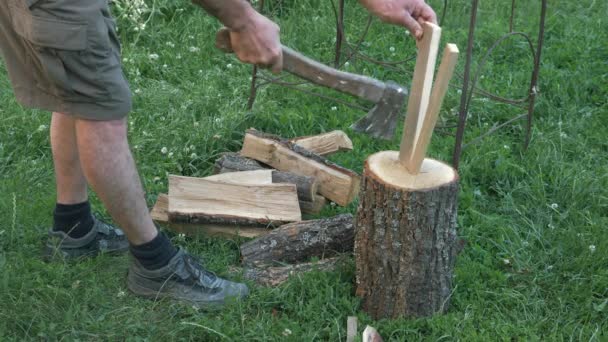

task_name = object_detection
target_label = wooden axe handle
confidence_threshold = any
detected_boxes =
[216,28,386,103]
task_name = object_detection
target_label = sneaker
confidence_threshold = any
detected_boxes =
[127,249,249,308]
[43,217,129,261]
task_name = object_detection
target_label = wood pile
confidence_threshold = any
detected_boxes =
[151,129,359,286]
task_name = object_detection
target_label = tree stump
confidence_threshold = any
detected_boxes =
[355,151,459,319]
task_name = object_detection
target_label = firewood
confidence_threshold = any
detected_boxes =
[355,152,459,319]
[238,257,340,287]
[205,169,273,184]
[291,130,353,156]
[215,153,319,202]
[240,214,353,267]
[213,152,268,173]
[240,129,360,206]
[151,194,270,238]
[168,175,301,226]
[299,194,327,215]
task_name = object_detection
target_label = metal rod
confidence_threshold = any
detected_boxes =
[452,0,478,169]
[524,0,547,150]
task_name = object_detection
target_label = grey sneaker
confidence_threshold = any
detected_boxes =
[127,249,249,309]
[43,218,129,261]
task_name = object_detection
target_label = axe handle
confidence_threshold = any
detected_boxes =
[216,28,386,103]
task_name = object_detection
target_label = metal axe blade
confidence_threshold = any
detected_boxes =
[216,28,407,139]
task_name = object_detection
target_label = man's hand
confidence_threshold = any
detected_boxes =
[229,9,283,74]
[191,0,282,73]
[359,0,437,39]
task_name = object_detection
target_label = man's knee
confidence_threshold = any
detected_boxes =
[76,117,128,143]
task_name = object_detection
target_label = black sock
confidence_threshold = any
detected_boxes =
[53,201,95,239]
[130,232,178,270]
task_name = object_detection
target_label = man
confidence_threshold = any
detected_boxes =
[0,0,436,308]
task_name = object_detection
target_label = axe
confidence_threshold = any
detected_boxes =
[215,28,407,140]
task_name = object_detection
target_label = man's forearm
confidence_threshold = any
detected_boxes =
[191,0,256,31]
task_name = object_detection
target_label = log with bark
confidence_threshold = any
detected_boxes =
[290,130,353,156]
[214,153,318,202]
[168,175,301,226]
[240,129,360,206]
[237,257,340,287]
[240,214,354,266]
[151,194,270,238]
[355,151,459,319]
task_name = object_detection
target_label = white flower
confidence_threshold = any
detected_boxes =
[502,258,510,265]
[162,64,168,68]
[227,63,233,69]
[176,54,182,60]
[149,53,159,60]
[344,61,350,67]
[331,106,338,111]
[548,223,555,229]
[37,124,48,132]
[189,145,195,150]
[213,134,221,139]
[193,122,200,127]
[168,152,174,158]
[198,69,203,74]
[589,245,596,253]
[473,189,481,197]
[560,132,567,138]
[134,88,141,94]
[188,35,194,39]
[404,30,410,36]
[117,290,126,298]
[166,42,175,48]
[161,147,168,154]
[503,144,510,150]
[550,203,558,210]
[190,153,197,159]
[389,46,395,52]
[282,329,292,336]
[547,265,553,270]
[153,176,160,182]
[189,46,200,53]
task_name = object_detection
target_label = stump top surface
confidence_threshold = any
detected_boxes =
[367,151,457,190]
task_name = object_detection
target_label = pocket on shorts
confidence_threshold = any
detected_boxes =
[9,2,111,102]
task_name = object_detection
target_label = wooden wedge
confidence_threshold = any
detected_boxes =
[406,44,459,173]
[399,22,442,170]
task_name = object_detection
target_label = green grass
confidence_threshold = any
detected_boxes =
[1,0,607,340]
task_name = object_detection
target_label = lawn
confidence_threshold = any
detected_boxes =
[0,0,606,340]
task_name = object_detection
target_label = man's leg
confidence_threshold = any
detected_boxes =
[73,117,157,245]
[51,112,88,204]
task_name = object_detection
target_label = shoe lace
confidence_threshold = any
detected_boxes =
[183,254,218,285]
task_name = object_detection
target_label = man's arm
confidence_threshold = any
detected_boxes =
[191,0,283,73]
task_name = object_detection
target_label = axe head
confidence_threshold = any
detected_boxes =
[350,81,408,140]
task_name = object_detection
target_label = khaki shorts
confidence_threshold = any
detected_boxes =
[0,0,131,120]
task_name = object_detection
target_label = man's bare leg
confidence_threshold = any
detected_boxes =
[51,112,88,204]
[74,117,157,245]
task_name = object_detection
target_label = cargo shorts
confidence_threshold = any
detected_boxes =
[0,0,131,120]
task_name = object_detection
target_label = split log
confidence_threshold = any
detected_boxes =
[240,129,360,206]
[214,153,318,202]
[291,130,353,156]
[237,257,340,287]
[151,194,269,238]
[205,169,273,184]
[240,214,354,266]
[168,175,301,226]
[299,194,327,215]
[355,151,459,319]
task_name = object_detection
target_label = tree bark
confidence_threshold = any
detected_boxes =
[237,257,340,287]
[355,151,459,319]
[240,214,354,267]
